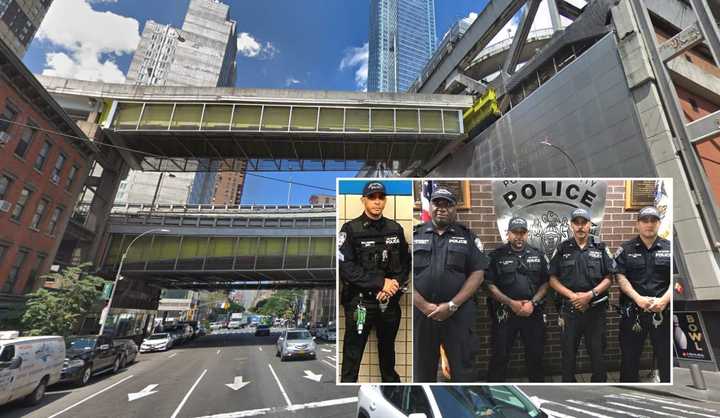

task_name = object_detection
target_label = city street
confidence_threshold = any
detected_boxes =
[523,385,720,418]
[2,329,354,418]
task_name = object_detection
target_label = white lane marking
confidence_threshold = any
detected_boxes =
[168,353,177,358]
[47,374,134,418]
[619,393,720,413]
[566,399,650,417]
[660,406,720,418]
[258,347,263,351]
[216,349,221,355]
[225,376,251,391]
[46,389,74,395]
[321,348,332,353]
[538,409,576,418]
[170,369,208,418]
[128,384,159,402]
[320,359,337,369]
[327,355,337,361]
[192,396,358,418]
[268,363,292,407]
[538,400,614,418]
[302,370,322,382]
[605,401,687,418]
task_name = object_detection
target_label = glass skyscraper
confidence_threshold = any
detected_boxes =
[368,0,437,92]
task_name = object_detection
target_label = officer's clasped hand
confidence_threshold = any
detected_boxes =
[381,278,400,296]
[427,303,454,321]
[570,291,593,311]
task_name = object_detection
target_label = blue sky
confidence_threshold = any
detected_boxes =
[23,0,534,204]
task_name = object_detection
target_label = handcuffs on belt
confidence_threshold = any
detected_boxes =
[621,299,664,333]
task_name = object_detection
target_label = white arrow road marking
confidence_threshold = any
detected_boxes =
[258,347,263,351]
[303,370,322,382]
[47,375,134,418]
[225,376,251,391]
[217,349,221,355]
[321,348,332,353]
[128,384,158,402]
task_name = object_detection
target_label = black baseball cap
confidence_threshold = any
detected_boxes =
[362,181,386,197]
[570,208,592,222]
[508,216,528,231]
[638,206,661,220]
[430,188,456,205]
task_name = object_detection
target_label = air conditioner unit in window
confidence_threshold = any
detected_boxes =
[0,131,10,145]
[51,174,60,184]
[0,200,11,212]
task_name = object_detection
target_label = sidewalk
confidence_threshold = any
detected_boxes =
[624,367,720,403]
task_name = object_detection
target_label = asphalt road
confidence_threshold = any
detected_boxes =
[2,328,356,418]
[522,385,720,418]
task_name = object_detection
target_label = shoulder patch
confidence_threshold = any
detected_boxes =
[475,238,483,251]
[613,246,623,259]
[605,246,613,259]
[338,232,346,248]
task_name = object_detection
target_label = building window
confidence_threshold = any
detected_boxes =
[51,153,66,184]
[13,125,35,158]
[47,206,63,235]
[0,175,11,200]
[66,165,78,191]
[10,187,31,221]
[0,102,18,136]
[29,198,48,230]
[4,249,29,294]
[34,140,51,171]
[24,253,46,294]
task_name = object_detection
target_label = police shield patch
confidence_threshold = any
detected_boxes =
[338,232,346,248]
[475,238,483,250]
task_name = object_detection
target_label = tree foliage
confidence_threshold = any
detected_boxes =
[21,263,108,337]
[256,290,304,320]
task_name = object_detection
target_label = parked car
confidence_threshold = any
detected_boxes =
[227,320,241,329]
[196,326,207,337]
[139,333,173,353]
[324,326,336,342]
[60,335,124,386]
[0,331,64,407]
[114,338,138,367]
[357,385,548,418]
[210,322,223,331]
[276,329,316,361]
[254,324,271,336]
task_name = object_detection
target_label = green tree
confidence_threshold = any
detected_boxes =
[256,290,304,320]
[21,263,108,337]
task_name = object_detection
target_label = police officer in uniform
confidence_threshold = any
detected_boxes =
[338,181,410,382]
[615,206,671,382]
[486,216,549,382]
[413,188,488,382]
[549,208,614,382]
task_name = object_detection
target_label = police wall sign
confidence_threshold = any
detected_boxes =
[492,180,608,257]
[674,311,713,362]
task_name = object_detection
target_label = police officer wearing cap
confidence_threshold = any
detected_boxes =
[413,188,489,382]
[338,181,410,382]
[615,206,671,382]
[486,216,549,382]
[549,208,614,382]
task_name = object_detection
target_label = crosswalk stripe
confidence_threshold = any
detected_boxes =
[541,408,577,418]
[565,399,650,418]
[605,401,688,418]
[534,399,613,418]
[616,393,720,413]
[660,405,720,418]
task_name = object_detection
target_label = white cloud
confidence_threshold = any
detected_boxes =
[339,42,368,91]
[237,32,278,59]
[285,77,301,87]
[36,0,139,82]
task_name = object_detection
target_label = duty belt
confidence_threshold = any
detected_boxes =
[619,301,665,332]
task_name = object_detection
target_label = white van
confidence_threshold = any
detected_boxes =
[0,331,65,407]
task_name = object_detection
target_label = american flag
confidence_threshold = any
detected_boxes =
[420,180,434,222]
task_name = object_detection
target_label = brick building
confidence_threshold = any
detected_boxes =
[0,38,95,322]
[418,179,661,381]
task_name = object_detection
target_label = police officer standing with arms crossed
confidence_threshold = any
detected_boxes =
[486,216,549,382]
[615,206,671,382]
[338,181,410,383]
[549,208,614,382]
[413,188,489,382]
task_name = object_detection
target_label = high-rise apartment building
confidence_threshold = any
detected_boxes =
[121,0,239,206]
[0,0,53,58]
[368,0,436,92]
[126,0,237,87]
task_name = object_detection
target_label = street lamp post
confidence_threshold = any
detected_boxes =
[98,228,170,336]
[539,139,582,177]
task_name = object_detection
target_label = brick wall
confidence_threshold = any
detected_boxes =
[417,179,661,380]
